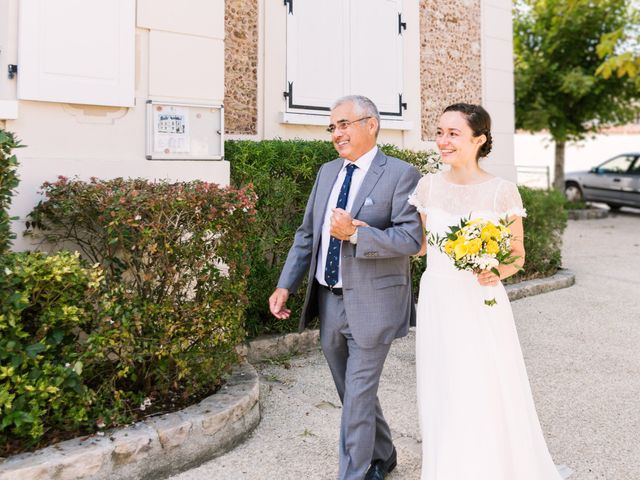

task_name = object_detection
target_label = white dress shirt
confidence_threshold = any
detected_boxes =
[315,146,377,287]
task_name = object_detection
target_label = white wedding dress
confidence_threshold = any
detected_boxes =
[409,172,571,480]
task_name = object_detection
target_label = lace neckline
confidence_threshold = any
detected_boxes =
[439,173,500,187]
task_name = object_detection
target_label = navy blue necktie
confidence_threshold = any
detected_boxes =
[325,163,357,287]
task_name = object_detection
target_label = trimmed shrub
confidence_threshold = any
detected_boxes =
[227,139,440,337]
[0,251,102,451]
[509,186,568,282]
[26,177,256,427]
[227,140,337,336]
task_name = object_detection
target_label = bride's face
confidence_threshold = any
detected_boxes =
[436,111,483,166]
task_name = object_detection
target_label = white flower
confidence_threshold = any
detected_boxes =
[476,255,499,271]
[65,363,71,368]
[4,268,11,275]
[139,397,152,410]
[134,215,142,221]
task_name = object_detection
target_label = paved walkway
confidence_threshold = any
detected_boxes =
[171,211,640,480]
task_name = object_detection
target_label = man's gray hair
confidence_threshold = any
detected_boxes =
[331,95,381,137]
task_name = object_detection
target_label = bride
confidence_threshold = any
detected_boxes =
[409,103,570,479]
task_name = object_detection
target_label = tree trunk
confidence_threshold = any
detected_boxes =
[553,141,565,191]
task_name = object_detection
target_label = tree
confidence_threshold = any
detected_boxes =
[596,11,640,87]
[514,0,640,190]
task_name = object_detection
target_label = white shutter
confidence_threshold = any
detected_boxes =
[18,0,135,107]
[285,0,346,113]
[348,0,403,117]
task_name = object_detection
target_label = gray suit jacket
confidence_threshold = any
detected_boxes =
[277,149,422,348]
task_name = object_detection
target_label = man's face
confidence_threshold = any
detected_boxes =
[329,102,377,161]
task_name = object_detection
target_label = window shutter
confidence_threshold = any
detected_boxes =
[285,0,346,113]
[348,0,403,116]
[18,0,135,107]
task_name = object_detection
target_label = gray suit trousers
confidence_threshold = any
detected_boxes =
[318,287,394,480]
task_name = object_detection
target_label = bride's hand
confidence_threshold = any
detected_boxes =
[476,269,501,286]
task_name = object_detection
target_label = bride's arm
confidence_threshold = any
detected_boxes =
[477,215,525,285]
[499,215,525,278]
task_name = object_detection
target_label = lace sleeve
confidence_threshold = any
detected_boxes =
[408,174,432,214]
[495,180,527,218]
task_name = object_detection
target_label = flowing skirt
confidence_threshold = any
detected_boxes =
[416,269,569,479]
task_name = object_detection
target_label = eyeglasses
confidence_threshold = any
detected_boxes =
[326,116,372,134]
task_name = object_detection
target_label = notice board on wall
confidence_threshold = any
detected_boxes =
[145,100,224,160]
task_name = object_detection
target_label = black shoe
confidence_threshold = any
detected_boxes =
[364,447,397,480]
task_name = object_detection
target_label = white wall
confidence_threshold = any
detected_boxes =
[1,1,229,251]
[481,0,516,182]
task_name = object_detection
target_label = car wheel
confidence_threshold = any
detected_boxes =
[607,203,622,211]
[564,182,583,202]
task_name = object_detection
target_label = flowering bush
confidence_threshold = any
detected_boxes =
[26,177,256,428]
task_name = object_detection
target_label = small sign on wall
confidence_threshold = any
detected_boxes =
[146,100,223,160]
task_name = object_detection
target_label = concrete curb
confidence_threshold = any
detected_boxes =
[567,208,608,220]
[505,269,575,301]
[0,361,260,480]
[238,329,320,364]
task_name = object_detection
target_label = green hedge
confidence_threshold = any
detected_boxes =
[509,186,568,282]
[229,140,569,334]
[228,139,440,337]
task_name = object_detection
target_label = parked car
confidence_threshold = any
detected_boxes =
[564,153,640,210]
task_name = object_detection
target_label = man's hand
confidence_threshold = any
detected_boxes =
[352,219,369,228]
[269,288,291,319]
[330,208,358,240]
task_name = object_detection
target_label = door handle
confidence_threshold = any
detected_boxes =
[613,178,621,182]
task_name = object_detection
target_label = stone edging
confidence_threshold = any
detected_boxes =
[0,361,260,480]
[238,329,320,364]
[567,208,608,220]
[505,268,575,302]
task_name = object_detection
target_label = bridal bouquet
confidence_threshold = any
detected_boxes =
[429,217,520,306]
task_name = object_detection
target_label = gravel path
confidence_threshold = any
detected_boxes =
[171,211,640,480]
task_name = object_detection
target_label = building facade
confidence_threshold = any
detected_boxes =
[0,0,515,250]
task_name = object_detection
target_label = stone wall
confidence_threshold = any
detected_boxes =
[420,0,482,140]
[224,0,258,135]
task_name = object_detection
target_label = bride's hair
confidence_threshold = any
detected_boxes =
[442,103,492,159]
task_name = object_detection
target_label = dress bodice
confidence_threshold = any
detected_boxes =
[408,172,527,277]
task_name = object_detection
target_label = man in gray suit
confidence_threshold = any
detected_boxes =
[269,95,422,480]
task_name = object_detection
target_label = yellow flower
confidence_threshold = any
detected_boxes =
[467,238,482,255]
[444,240,455,254]
[486,240,500,254]
[454,242,468,260]
[481,224,500,241]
